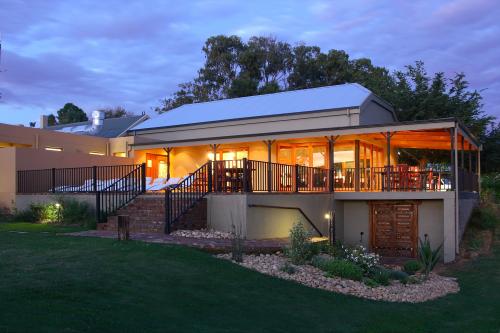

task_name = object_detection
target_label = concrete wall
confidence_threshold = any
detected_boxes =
[334,192,456,262]
[207,193,334,239]
[207,194,247,235]
[15,194,97,211]
[458,192,480,240]
[0,148,17,210]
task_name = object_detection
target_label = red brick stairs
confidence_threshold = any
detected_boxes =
[97,195,207,233]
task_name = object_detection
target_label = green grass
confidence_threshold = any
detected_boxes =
[0,222,499,333]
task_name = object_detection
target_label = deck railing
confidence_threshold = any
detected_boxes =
[17,164,142,194]
[96,164,146,223]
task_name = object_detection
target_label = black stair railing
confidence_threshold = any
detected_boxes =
[96,163,146,223]
[164,161,211,233]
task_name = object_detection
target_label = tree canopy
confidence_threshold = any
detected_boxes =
[156,35,495,139]
[55,103,88,124]
[99,106,133,119]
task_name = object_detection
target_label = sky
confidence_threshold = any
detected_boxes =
[0,0,499,126]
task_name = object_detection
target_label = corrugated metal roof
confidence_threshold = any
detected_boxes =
[132,83,372,131]
[48,115,147,138]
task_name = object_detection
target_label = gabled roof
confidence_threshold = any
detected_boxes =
[48,115,148,138]
[132,83,374,131]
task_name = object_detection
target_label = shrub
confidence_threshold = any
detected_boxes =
[418,237,443,278]
[60,199,95,228]
[470,205,499,230]
[388,269,409,282]
[321,259,363,281]
[368,266,390,286]
[340,244,380,272]
[403,260,422,275]
[286,221,312,264]
[280,262,296,274]
[362,277,379,288]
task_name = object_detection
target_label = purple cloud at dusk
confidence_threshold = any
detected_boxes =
[0,0,499,125]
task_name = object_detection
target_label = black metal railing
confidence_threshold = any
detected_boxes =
[164,162,211,233]
[96,164,146,223]
[17,164,142,194]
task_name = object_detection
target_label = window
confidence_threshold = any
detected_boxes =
[113,152,126,157]
[277,143,328,168]
[45,147,63,152]
[208,148,249,161]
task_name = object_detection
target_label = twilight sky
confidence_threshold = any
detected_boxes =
[0,0,499,126]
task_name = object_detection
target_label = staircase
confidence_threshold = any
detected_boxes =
[97,195,207,233]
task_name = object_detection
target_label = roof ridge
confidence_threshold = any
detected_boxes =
[175,83,365,110]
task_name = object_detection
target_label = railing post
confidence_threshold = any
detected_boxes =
[164,189,171,234]
[242,158,249,192]
[207,161,213,192]
[92,166,97,192]
[141,163,146,193]
[95,191,101,223]
[355,140,360,192]
[295,164,300,192]
[51,168,56,193]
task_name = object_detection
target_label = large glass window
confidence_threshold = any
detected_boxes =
[209,148,249,161]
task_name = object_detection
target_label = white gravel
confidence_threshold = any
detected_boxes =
[171,229,233,239]
[217,253,460,303]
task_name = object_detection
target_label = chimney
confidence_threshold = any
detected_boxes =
[91,110,105,132]
[40,115,49,129]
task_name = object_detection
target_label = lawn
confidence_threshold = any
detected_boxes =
[0,223,499,333]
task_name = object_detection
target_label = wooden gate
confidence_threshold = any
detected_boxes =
[370,201,418,257]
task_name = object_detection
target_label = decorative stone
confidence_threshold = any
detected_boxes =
[216,253,460,303]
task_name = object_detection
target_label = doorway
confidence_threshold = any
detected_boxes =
[370,201,418,257]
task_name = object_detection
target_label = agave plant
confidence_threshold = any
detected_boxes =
[418,237,443,278]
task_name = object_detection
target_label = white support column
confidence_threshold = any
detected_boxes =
[454,124,460,255]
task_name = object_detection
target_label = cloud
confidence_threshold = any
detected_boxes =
[0,0,499,126]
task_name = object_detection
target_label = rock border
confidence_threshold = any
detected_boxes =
[217,253,460,303]
[171,229,233,239]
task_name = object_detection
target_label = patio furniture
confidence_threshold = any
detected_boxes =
[146,177,167,191]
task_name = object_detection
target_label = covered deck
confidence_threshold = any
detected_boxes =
[133,119,480,195]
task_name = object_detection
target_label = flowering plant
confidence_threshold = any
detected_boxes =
[340,244,380,272]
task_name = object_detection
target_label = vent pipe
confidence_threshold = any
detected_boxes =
[91,110,105,131]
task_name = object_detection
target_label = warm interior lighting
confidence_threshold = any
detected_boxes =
[44,147,63,152]
[113,152,126,157]
[147,159,153,168]
[89,151,105,156]
[207,152,215,160]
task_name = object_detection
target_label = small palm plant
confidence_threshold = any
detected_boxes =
[418,236,443,279]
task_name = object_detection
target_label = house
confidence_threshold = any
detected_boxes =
[13,84,481,262]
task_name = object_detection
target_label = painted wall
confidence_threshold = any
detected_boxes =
[132,108,361,144]
[0,123,109,154]
[207,193,333,239]
[334,195,455,262]
[458,193,480,240]
[0,147,133,210]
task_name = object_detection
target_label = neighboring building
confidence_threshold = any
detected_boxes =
[11,84,481,262]
[0,111,148,209]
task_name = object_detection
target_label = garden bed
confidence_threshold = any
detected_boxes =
[217,253,460,303]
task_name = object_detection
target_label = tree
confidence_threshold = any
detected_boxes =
[56,103,87,124]
[99,106,133,119]
[155,35,495,168]
[482,122,500,173]
[47,114,57,126]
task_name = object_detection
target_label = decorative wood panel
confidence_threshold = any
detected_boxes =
[370,201,418,257]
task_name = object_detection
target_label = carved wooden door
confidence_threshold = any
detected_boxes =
[370,201,418,257]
